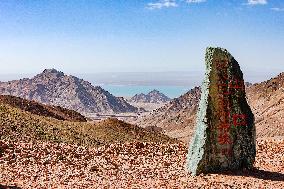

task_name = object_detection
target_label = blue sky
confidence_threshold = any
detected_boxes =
[0,0,283,77]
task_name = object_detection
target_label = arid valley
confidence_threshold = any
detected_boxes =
[1,1,284,188]
[0,68,284,188]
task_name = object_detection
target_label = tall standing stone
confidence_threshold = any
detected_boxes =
[186,47,256,175]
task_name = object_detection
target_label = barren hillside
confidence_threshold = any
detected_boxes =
[135,73,284,143]
[0,69,139,114]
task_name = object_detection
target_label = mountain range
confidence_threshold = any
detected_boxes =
[135,73,284,143]
[134,87,200,142]
[0,69,138,114]
[129,89,171,104]
[1,68,283,144]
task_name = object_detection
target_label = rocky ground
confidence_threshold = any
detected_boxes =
[0,137,283,189]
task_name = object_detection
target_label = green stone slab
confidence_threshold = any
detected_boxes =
[186,47,256,176]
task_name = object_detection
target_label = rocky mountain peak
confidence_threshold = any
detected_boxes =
[247,71,284,99]
[277,72,284,77]
[0,69,139,114]
[42,68,64,75]
[34,69,65,80]
[129,89,171,104]
[148,89,159,94]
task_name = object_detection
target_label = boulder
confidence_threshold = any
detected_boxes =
[186,47,256,175]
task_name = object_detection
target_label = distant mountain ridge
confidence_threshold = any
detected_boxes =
[135,73,284,143]
[0,69,139,114]
[134,87,201,143]
[246,72,284,138]
[129,89,171,103]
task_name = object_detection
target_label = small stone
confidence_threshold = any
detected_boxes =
[89,165,100,172]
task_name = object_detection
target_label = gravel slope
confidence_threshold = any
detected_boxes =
[1,138,283,189]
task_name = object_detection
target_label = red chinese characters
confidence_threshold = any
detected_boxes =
[228,79,245,90]
[233,114,247,127]
[214,59,247,157]
[216,59,232,155]
[218,79,245,95]
[218,132,232,145]
[218,123,230,133]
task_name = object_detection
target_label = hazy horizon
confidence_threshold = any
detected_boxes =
[0,69,281,84]
[0,68,281,98]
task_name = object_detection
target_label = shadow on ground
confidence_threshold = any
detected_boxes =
[0,185,22,189]
[219,168,284,182]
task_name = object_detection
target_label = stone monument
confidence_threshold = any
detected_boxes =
[186,47,256,175]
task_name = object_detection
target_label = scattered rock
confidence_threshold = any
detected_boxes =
[0,138,283,188]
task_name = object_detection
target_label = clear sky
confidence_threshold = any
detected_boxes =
[0,0,283,76]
